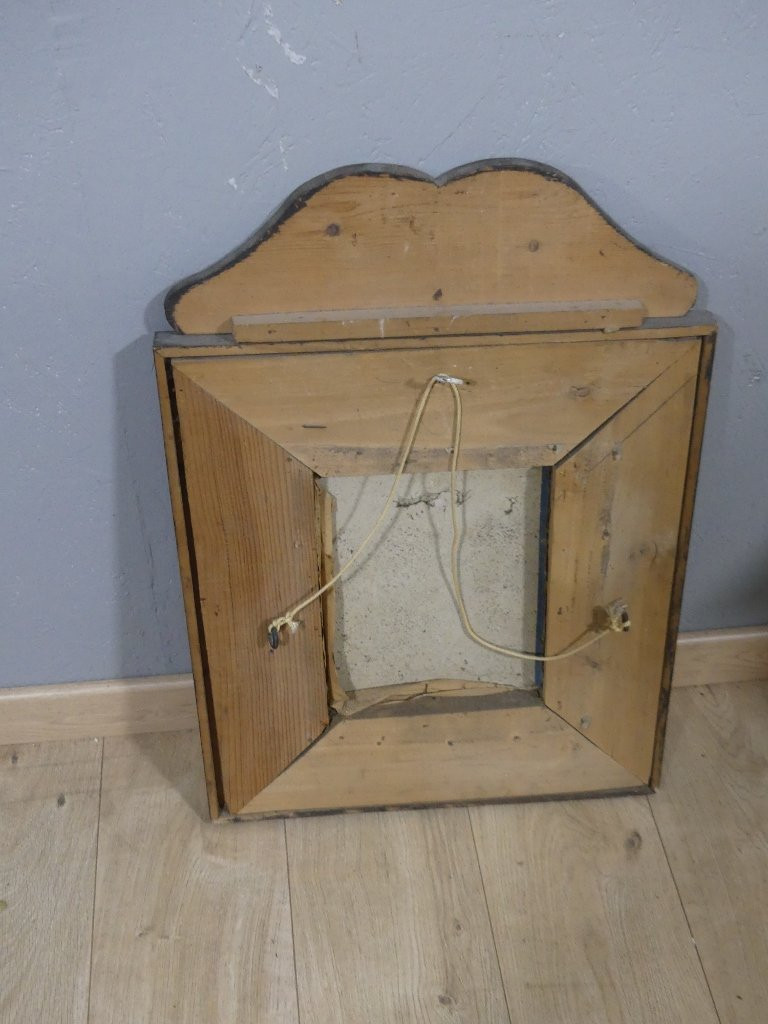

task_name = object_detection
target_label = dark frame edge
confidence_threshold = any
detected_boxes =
[219,783,652,823]
[154,352,227,819]
[649,330,717,789]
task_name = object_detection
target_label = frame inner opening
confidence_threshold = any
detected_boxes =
[322,466,543,694]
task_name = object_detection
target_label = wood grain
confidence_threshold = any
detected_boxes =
[286,807,511,1024]
[173,371,329,814]
[167,161,696,334]
[470,797,719,1024]
[174,337,699,476]
[3,685,764,1023]
[544,347,700,781]
[0,738,102,1024]
[651,682,768,1024]
[238,702,642,817]
[89,731,299,1023]
[231,299,646,342]
[649,333,715,785]
[155,350,220,817]
[155,313,717,360]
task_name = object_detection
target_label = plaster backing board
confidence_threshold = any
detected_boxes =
[323,468,541,691]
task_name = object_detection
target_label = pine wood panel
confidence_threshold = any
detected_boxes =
[89,731,299,1023]
[544,349,700,781]
[155,313,717,360]
[286,807,510,1024]
[470,797,719,1024]
[174,338,699,477]
[167,161,695,334]
[155,349,220,817]
[238,702,642,817]
[173,371,328,814]
[0,738,102,1024]
[651,682,768,1024]
[649,334,714,784]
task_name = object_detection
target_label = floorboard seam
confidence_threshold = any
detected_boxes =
[85,737,105,1024]
[282,820,303,1024]
[466,808,514,1024]
[646,794,723,1024]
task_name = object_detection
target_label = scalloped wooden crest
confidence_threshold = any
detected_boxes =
[165,159,697,335]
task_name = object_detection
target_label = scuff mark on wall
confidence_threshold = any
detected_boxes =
[238,0,259,42]
[264,5,306,64]
[240,62,279,99]
[743,352,764,386]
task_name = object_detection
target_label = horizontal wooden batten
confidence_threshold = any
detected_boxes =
[231,300,647,343]
[0,626,764,747]
[235,703,644,817]
[172,338,699,477]
[154,313,716,360]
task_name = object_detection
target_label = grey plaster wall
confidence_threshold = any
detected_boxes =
[2,1,766,687]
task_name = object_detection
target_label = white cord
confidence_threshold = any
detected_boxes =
[268,374,630,659]
[268,374,448,648]
[442,379,628,661]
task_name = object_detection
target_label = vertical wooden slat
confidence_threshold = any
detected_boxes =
[154,350,220,818]
[650,333,715,785]
[650,682,768,1024]
[0,738,102,1024]
[470,798,720,1024]
[173,368,328,814]
[286,808,511,1023]
[89,732,299,1023]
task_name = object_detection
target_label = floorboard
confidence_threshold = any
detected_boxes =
[651,681,768,1024]
[87,731,299,1023]
[470,796,720,1023]
[0,738,102,1024]
[286,807,510,1024]
[1,682,766,1022]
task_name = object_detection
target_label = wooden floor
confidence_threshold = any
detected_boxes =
[2,681,766,1023]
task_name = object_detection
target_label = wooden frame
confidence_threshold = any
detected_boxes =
[154,160,714,820]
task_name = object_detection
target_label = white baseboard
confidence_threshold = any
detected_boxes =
[0,674,197,746]
[672,625,768,688]
[1,627,766,746]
